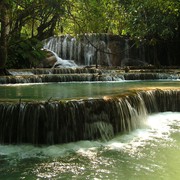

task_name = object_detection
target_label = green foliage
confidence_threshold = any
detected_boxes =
[62,0,122,35]
[1,0,180,69]
[61,0,179,43]
[3,0,67,68]
[121,0,180,42]
[7,36,45,68]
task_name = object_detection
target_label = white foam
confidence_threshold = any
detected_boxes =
[0,112,179,160]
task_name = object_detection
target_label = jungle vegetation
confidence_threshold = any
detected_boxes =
[0,0,179,73]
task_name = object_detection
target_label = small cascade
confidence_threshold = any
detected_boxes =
[10,68,101,75]
[43,34,180,67]
[44,49,78,68]
[84,43,96,66]
[0,89,179,145]
[1,69,179,84]
[62,35,68,59]
[124,73,180,80]
[43,34,112,66]
[0,74,125,84]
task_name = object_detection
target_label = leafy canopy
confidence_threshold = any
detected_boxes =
[57,0,180,44]
[121,0,180,42]
[0,0,180,68]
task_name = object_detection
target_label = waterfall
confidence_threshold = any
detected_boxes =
[43,34,112,66]
[43,49,78,68]
[43,34,180,67]
[0,89,179,145]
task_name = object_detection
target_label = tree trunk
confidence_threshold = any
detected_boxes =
[0,2,10,75]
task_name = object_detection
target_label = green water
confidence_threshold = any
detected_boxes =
[0,112,180,180]
[0,81,179,179]
[0,80,179,101]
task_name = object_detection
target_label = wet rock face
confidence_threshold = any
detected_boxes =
[43,34,125,67]
[43,34,180,67]
[106,36,124,66]
[38,50,57,68]
[121,58,149,67]
[43,55,57,68]
[43,34,148,67]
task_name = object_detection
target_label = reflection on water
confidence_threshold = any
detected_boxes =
[0,112,180,179]
[0,80,180,100]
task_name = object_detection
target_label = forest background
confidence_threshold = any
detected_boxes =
[0,0,179,73]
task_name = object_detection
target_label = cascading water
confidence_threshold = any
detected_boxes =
[0,71,179,179]
[0,89,179,145]
[1,111,180,179]
[43,34,112,66]
[0,33,180,179]
[1,67,179,84]
[43,33,180,67]
[43,49,78,68]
